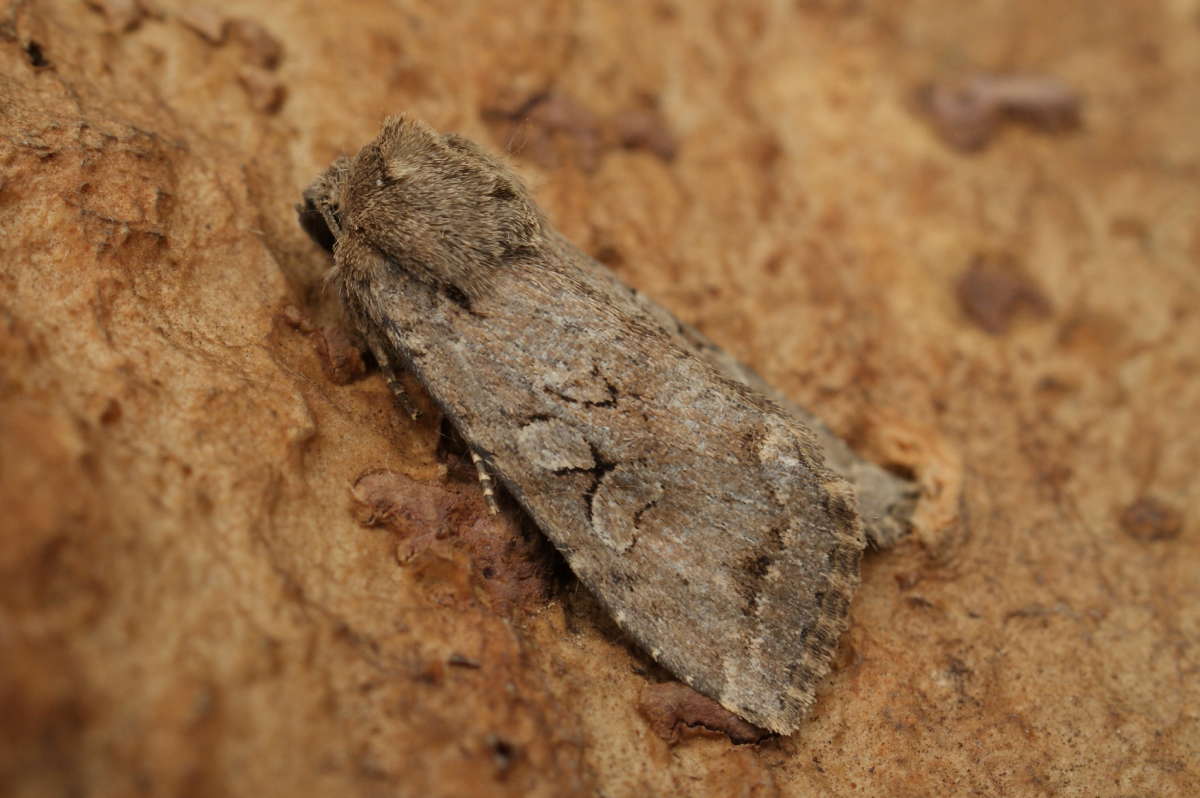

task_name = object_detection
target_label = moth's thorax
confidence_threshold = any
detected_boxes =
[333,121,545,296]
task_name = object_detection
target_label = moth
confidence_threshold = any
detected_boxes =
[298,117,913,734]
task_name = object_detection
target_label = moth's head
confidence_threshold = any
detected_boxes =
[298,156,350,253]
[302,116,542,295]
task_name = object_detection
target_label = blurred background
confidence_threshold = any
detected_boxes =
[1,1,1196,796]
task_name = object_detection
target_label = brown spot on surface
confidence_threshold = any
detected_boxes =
[315,325,367,385]
[956,253,1051,334]
[484,91,603,171]
[1058,311,1127,367]
[226,18,283,69]
[1119,497,1183,542]
[484,734,519,778]
[1108,215,1149,242]
[593,242,625,268]
[915,72,1081,152]
[99,399,122,426]
[237,66,286,114]
[637,682,768,745]
[486,94,677,169]
[24,40,49,68]
[611,107,678,161]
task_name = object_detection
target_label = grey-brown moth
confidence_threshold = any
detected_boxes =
[298,117,913,734]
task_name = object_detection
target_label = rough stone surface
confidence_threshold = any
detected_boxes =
[1,1,1196,796]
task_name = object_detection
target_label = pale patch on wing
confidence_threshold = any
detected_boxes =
[516,418,594,471]
[590,464,663,553]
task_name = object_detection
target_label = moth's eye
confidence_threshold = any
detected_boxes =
[298,198,339,251]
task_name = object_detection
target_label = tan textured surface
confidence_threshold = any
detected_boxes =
[1,1,1197,796]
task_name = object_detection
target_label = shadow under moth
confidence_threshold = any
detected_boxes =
[298,117,916,735]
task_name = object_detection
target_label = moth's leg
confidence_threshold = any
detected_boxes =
[367,336,420,420]
[470,449,500,515]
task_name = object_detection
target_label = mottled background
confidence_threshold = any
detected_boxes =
[1,1,1197,796]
